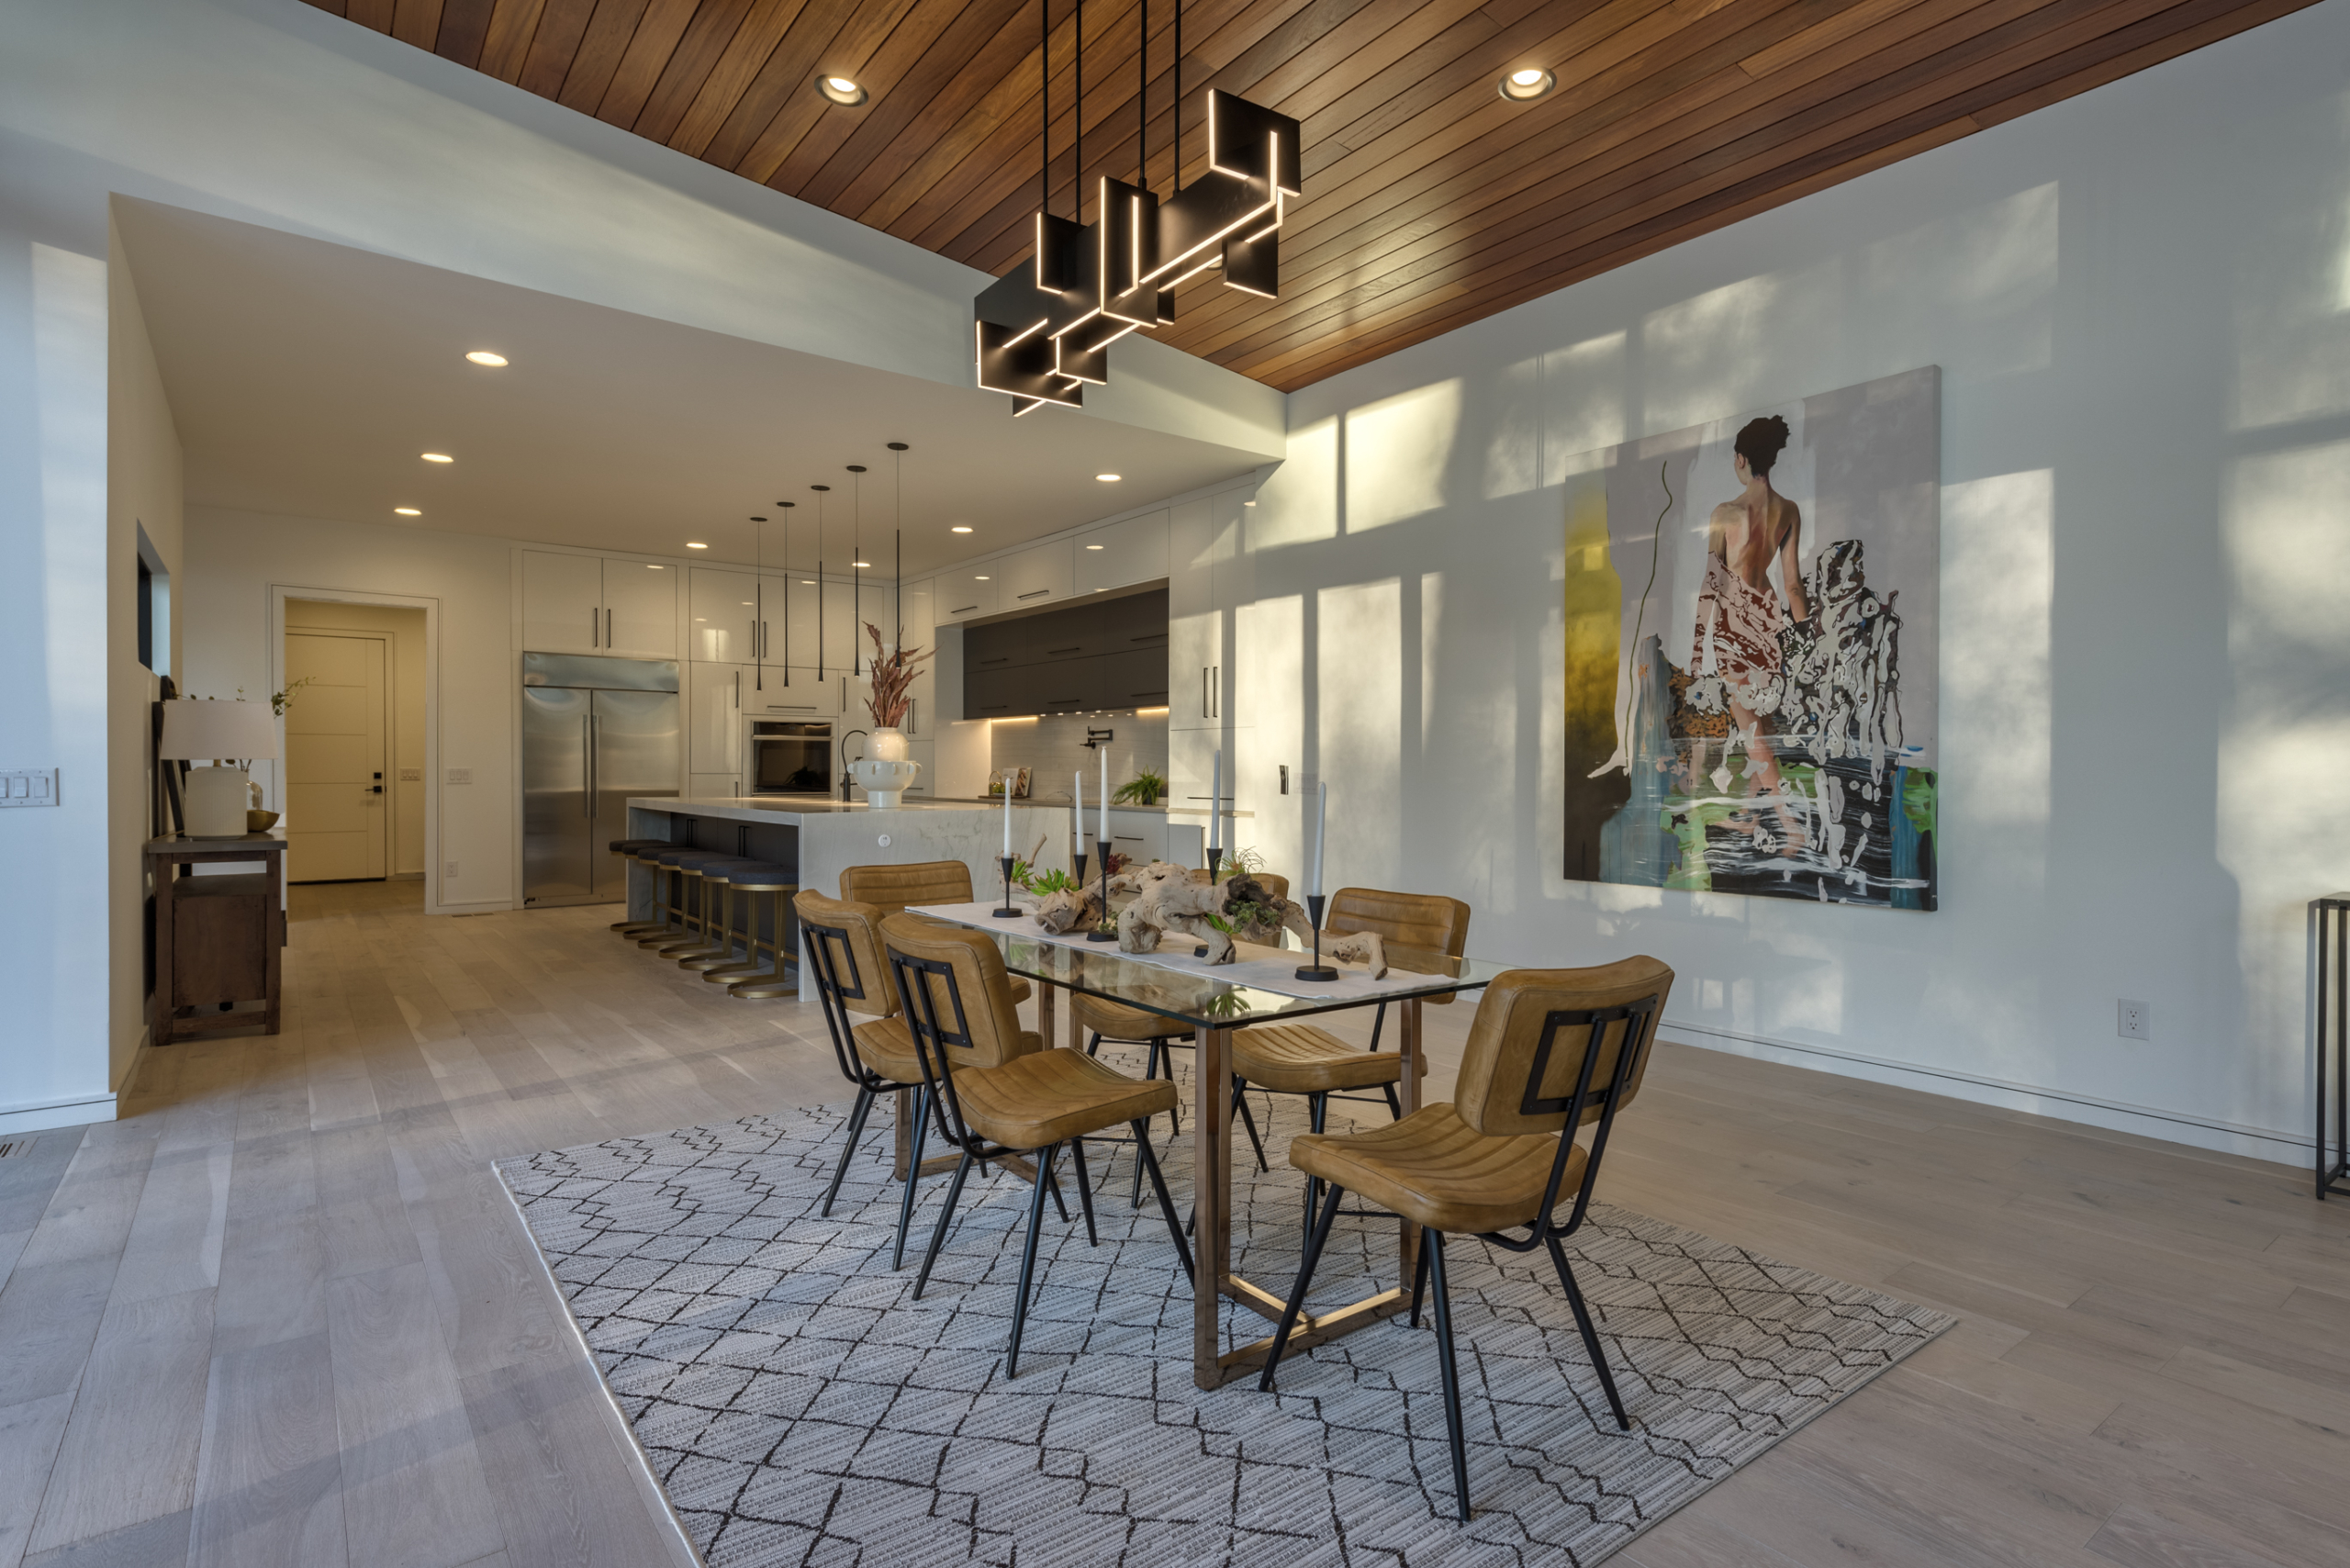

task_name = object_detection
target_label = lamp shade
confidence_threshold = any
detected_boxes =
[158,699,279,762]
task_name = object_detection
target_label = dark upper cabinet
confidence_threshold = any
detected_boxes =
[960,588,1167,717]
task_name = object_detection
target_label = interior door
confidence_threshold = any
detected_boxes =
[591,689,679,899]
[284,632,387,882]
[521,550,605,654]
[603,561,677,657]
[521,685,591,903]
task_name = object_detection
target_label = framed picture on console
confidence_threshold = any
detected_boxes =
[1561,366,1940,911]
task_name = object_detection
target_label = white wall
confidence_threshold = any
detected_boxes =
[1239,5,2350,1164]
[184,509,516,910]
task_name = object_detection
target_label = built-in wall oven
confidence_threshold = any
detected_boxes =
[750,720,833,797]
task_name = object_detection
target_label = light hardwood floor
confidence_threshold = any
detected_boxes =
[1,880,2344,1567]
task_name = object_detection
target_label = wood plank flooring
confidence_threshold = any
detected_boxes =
[0,878,2342,1566]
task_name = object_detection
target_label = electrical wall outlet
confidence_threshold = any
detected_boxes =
[1279,764,1290,795]
[445,861,459,879]
[445,767,472,785]
[2117,999,2150,1041]
[0,769,60,807]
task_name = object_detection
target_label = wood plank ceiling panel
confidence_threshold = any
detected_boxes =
[300,0,2316,389]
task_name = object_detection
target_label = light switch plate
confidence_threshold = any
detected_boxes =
[398,768,421,782]
[0,769,60,807]
[445,767,472,784]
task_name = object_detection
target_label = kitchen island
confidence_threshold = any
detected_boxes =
[621,796,1205,927]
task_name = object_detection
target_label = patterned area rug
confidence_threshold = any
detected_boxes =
[498,1079,1951,1567]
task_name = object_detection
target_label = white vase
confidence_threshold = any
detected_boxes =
[184,765,251,837]
[846,727,921,808]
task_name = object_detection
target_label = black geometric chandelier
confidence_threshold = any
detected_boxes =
[975,0,1301,414]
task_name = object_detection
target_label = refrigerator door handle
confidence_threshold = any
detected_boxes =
[589,713,599,816]
[582,717,592,816]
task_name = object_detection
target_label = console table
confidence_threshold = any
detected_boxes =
[148,832,286,1044]
[2313,893,2350,1198]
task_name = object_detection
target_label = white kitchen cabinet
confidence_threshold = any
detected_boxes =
[688,662,747,775]
[935,569,999,623]
[1076,510,1169,595]
[998,540,1073,610]
[1103,808,1164,865]
[740,666,837,719]
[689,771,744,799]
[521,551,606,655]
[520,551,678,658]
[901,739,936,797]
[688,569,758,663]
[603,561,678,657]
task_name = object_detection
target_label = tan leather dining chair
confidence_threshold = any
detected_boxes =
[880,913,1192,1376]
[795,890,959,1269]
[839,860,1030,1003]
[1258,957,1673,1521]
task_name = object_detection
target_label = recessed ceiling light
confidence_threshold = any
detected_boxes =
[646,565,665,569]
[855,561,871,568]
[951,525,973,533]
[801,579,815,585]
[464,351,508,367]
[1085,543,1104,550]
[975,576,990,581]
[1499,66,1555,102]
[394,507,421,516]
[816,74,867,106]
[420,452,453,463]
[687,542,709,549]
[1096,473,1122,482]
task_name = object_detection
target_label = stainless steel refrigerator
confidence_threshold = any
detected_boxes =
[521,653,680,906]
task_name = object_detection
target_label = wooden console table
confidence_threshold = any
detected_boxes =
[148,832,286,1044]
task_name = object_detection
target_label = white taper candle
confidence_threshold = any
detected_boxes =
[1099,748,1108,845]
[1311,779,1327,900]
[1210,750,1221,855]
[1072,770,1081,866]
[1002,770,1012,855]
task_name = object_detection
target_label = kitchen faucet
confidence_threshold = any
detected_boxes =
[837,729,869,801]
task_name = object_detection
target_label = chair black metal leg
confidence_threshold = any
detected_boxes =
[890,1084,933,1271]
[1233,1080,1270,1172]
[1367,1002,1387,1053]
[1132,1121,1193,1282]
[1043,1158,1070,1225]
[1069,1137,1099,1246]
[821,1084,876,1219]
[1547,1234,1630,1430]
[1409,1231,1431,1328]
[1382,1081,1404,1121]
[1006,1143,1058,1377]
[1155,1041,1182,1137]
[1425,1229,1472,1521]
[911,1146,974,1298]
[1259,1180,1345,1393]
[1086,1031,1104,1058]
[1304,1092,1330,1248]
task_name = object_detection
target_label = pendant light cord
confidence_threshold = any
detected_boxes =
[1138,0,1147,190]
[1074,0,1082,220]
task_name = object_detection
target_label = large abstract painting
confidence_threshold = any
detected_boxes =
[1562,367,1939,909]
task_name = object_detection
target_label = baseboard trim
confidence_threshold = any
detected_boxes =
[0,1092,119,1135]
[1664,1019,2308,1169]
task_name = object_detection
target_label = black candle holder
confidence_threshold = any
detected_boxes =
[1294,891,1338,981]
[993,854,1021,918]
[1087,837,1118,941]
[1204,845,1223,882]
[1072,848,1089,889]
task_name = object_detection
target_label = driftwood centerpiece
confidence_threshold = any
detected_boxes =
[1098,861,1389,976]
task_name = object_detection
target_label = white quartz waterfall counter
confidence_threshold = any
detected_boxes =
[624,796,1121,913]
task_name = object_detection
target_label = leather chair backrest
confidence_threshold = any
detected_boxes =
[878,913,1028,1071]
[793,890,896,1018]
[1326,886,1472,1002]
[1451,958,1673,1138]
[840,859,976,914]
[1253,872,1290,903]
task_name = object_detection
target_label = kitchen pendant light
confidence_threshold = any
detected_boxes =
[811,485,831,680]
[890,442,910,653]
[847,465,867,675]
[973,0,1300,414]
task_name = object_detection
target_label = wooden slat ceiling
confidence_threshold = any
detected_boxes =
[307,0,2312,390]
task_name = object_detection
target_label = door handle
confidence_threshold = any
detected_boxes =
[583,718,592,817]
[369,784,384,795]
[1202,666,1210,717]
[1212,666,1219,719]
[733,670,741,709]
[590,606,599,647]
[606,608,614,646]
[589,713,600,817]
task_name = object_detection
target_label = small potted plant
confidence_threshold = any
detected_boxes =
[1112,767,1167,807]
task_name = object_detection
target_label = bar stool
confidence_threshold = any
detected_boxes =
[607,838,677,937]
[704,862,800,999]
[642,848,755,958]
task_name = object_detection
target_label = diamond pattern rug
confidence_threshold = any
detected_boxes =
[498,1077,1951,1567]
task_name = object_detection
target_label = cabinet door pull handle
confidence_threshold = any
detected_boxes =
[1047,645,1081,655]
[952,603,979,615]
[1202,666,1210,717]
[1212,666,1219,719]
[590,607,599,647]
[1017,588,1051,600]
[733,670,741,709]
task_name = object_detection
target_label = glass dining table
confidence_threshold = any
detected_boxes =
[907,901,1508,1390]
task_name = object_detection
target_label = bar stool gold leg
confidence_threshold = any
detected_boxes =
[702,880,769,982]
[654,869,729,958]
[636,863,691,947]
[611,851,667,935]
[728,885,800,999]
[677,880,744,972]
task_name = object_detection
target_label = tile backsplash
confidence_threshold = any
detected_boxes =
[988,713,1167,804]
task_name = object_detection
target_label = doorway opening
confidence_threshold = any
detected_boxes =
[282,598,427,887]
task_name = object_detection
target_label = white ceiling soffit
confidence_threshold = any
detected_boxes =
[117,198,1272,578]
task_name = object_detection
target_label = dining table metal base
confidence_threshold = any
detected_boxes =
[1192,1001,1426,1389]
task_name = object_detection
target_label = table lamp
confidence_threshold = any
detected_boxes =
[159,699,279,837]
